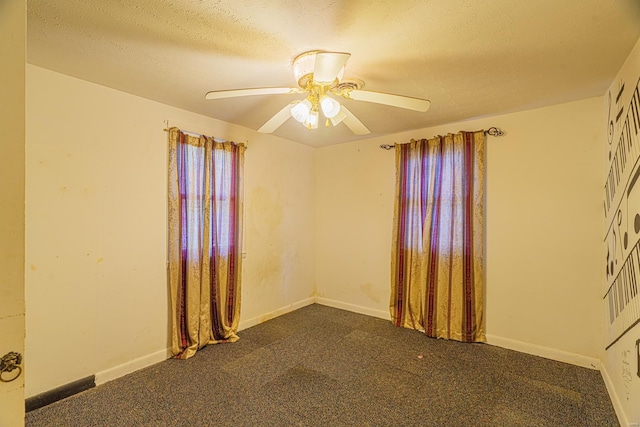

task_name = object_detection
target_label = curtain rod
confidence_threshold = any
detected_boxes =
[379,127,504,150]
[162,123,248,146]
[163,127,236,144]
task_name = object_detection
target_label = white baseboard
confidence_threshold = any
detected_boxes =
[315,297,391,321]
[95,348,170,386]
[94,298,315,387]
[485,334,600,370]
[600,361,631,427]
[87,299,317,388]
[238,297,316,331]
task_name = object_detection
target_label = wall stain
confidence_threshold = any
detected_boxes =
[96,258,104,264]
[247,186,284,287]
[249,186,283,229]
[360,283,381,304]
[30,264,37,271]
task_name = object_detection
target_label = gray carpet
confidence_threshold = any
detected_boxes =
[26,304,619,426]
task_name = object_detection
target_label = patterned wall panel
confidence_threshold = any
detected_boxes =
[604,66,640,351]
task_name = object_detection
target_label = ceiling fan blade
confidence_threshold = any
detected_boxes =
[313,52,351,85]
[349,90,431,112]
[257,102,295,133]
[329,108,347,126]
[339,106,370,135]
[205,87,298,100]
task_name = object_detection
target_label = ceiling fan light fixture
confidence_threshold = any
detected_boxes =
[206,50,429,136]
[291,99,312,122]
[320,96,341,118]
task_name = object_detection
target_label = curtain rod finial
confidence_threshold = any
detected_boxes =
[485,127,504,136]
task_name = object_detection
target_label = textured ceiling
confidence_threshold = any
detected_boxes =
[27,0,640,147]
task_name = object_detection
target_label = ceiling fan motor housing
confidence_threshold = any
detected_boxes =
[292,50,347,88]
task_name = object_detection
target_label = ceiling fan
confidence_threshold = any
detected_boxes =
[205,50,431,135]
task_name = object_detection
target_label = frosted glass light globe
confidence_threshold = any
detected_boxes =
[320,96,341,118]
[291,99,311,123]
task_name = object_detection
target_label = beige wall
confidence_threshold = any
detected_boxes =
[244,137,315,320]
[25,65,315,397]
[0,0,26,425]
[315,97,604,361]
[314,139,394,316]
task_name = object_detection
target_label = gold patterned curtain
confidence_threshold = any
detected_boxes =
[390,131,485,343]
[167,128,245,359]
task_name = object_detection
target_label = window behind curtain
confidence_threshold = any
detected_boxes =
[390,131,485,343]
[168,128,245,359]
